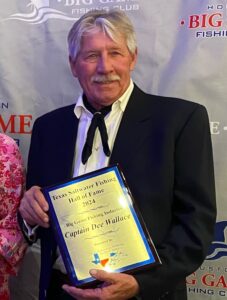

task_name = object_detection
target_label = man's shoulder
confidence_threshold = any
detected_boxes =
[35,104,75,125]
[133,84,206,115]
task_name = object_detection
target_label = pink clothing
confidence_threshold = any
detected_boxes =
[0,134,27,300]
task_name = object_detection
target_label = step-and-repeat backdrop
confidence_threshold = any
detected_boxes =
[1,1,227,299]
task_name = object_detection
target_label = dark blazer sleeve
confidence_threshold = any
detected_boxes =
[24,105,78,242]
[26,104,78,189]
[133,104,216,299]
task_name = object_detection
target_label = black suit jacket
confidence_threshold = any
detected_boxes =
[26,85,216,300]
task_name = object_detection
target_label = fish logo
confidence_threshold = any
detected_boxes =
[28,0,50,9]
[3,0,77,24]
[206,221,227,260]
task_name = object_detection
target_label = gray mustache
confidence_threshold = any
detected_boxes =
[91,74,121,83]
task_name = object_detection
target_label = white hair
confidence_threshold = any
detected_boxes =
[68,9,137,61]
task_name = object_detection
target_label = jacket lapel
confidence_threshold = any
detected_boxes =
[110,85,154,167]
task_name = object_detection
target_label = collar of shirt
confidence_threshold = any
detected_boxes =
[71,79,134,178]
[74,79,134,119]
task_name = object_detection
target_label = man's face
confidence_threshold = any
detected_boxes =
[70,30,137,110]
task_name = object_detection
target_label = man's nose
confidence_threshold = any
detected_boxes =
[97,55,113,73]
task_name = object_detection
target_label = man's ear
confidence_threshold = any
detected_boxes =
[129,48,138,71]
[69,55,78,78]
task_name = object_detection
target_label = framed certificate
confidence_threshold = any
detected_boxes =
[42,165,161,287]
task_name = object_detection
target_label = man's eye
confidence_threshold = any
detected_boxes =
[85,54,98,60]
[110,51,120,56]
[89,54,98,58]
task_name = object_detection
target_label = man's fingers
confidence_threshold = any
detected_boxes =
[25,186,49,212]
[19,186,50,227]
[89,269,115,283]
[28,191,49,222]
[21,203,49,228]
[62,284,102,300]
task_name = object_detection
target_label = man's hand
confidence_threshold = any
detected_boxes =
[62,269,140,300]
[19,186,50,228]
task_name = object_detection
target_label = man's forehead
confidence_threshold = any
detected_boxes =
[82,27,124,44]
[80,31,126,50]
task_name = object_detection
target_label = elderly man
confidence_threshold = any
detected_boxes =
[19,9,216,300]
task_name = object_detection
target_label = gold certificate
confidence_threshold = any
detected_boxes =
[42,165,161,286]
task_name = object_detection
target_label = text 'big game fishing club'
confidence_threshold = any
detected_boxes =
[181,3,227,38]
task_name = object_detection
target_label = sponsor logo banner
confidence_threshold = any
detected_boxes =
[180,3,227,39]
[2,0,140,24]
[187,221,227,298]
